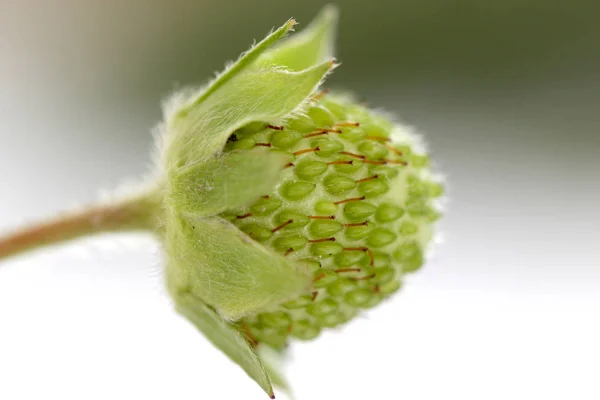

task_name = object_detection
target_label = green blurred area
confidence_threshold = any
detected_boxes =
[10,0,595,107]
[153,0,599,88]
[115,0,598,163]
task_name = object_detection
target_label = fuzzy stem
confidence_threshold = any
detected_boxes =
[0,190,162,262]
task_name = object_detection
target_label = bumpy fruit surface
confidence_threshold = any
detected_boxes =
[221,93,443,349]
[158,9,445,395]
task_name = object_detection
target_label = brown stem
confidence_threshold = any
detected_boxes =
[0,191,160,261]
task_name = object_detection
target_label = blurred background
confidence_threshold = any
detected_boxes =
[1,1,598,399]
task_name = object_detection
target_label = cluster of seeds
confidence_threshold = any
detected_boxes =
[221,93,443,349]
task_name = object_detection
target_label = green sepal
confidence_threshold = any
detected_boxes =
[166,215,313,320]
[164,19,336,170]
[174,291,274,398]
[167,60,335,169]
[178,18,297,116]
[169,148,287,217]
[255,5,339,71]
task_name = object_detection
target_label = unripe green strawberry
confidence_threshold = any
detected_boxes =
[159,6,443,397]
[221,94,443,348]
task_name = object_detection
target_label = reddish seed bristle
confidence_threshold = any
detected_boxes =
[364,159,408,165]
[303,128,342,138]
[267,124,284,131]
[363,160,385,165]
[386,144,403,156]
[385,159,408,165]
[328,160,353,166]
[236,213,252,219]
[303,130,328,138]
[272,219,293,233]
[311,291,319,301]
[334,196,366,205]
[308,237,336,243]
[241,321,258,347]
[343,247,374,266]
[335,122,360,127]
[283,162,295,169]
[344,246,369,252]
[293,146,320,156]
[356,175,379,183]
[366,249,375,266]
[310,215,336,220]
[351,273,376,281]
[335,268,361,273]
[284,248,294,256]
[313,272,327,282]
[339,151,365,160]
[344,221,368,227]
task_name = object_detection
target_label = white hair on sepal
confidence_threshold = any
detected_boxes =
[161,84,203,125]
[156,82,210,171]
[150,120,167,174]
[166,20,298,123]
